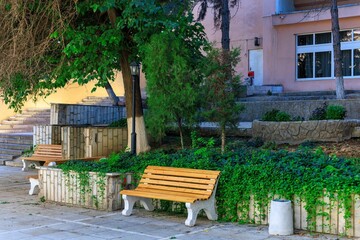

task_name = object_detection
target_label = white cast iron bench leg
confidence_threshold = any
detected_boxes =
[28,177,40,195]
[22,160,40,172]
[122,195,155,216]
[185,189,218,226]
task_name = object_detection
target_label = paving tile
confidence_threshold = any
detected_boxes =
[0,166,350,240]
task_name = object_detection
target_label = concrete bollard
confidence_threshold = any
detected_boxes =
[269,199,294,235]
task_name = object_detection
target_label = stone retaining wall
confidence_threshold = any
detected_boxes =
[62,126,127,159]
[239,99,360,121]
[38,167,131,211]
[50,103,126,125]
[252,120,360,144]
[33,125,62,146]
[33,125,127,158]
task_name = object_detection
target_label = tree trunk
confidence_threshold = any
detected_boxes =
[107,9,150,154]
[221,0,230,51]
[331,0,345,99]
[177,117,184,149]
[104,81,120,105]
[120,50,151,154]
[221,126,225,153]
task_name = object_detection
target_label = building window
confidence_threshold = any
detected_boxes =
[298,53,313,78]
[296,29,360,80]
[315,33,331,44]
[354,49,360,76]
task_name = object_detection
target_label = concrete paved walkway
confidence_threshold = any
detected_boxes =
[0,166,352,240]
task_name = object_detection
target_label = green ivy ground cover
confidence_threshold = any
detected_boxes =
[58,143,360,231]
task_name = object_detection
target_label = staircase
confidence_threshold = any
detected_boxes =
[0,108,50,166]
[0,108,50,133]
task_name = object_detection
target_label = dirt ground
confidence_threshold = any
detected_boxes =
[157,135,360,158]
[285,138,360,158]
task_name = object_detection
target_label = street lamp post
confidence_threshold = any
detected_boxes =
[130,61,140,155]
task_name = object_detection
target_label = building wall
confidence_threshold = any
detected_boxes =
[200,0,360,93]
[196,0,264,79]
[0,71,141,121]
[266,5,360,92]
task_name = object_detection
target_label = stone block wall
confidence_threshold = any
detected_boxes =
[252,120,360,144]
[239,99,360,121]
[33,125,62,146]
[62,126,128,159]
[50,103,126,125]
[38,167,127,211]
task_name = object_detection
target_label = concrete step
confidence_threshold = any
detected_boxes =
[2,119,50,125]
[0,158,8,165]
[12,113,50,118]
[4,157,23,167]
[0,148,23,155]
[8,116,50,121]
[0,153,15,160]
[0,143,32,150]
[0,124,34,130]
[0,129,33,134]
[24,108,50,112]
[0,134,33,144]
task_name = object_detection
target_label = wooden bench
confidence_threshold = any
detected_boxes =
[22,144,100,171]
[120,166,221,226]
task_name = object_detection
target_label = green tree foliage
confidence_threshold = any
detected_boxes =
[200,46,244,152]
[142,28,206,148]
[0,0,203,153]
[0,0,197,109]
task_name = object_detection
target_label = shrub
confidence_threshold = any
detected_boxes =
[326,105,346,120]
[276,111,291,121]
[108,119,127,127]
[309,103,327,120]
[261,109,291,122]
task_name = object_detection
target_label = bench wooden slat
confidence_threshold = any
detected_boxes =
[136,185,212,198]
[24,156,63,161]
[141,173,216,184]
[34,150,62,154]
[144,169,219,179]
[146,166,221,175]
[139,179,214,190]
[121,189,201,203]
[136,184,212,196]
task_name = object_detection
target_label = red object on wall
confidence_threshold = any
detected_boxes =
[248,71,255,77]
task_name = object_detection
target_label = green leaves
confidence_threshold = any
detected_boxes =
[141,29,206,146]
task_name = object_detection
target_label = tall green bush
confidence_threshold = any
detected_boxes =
[141,29,205,148]
[200,46,244,152]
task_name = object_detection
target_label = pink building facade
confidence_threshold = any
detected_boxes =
[197,0,360,93]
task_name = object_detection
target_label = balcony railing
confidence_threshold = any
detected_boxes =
[276,0,360,14]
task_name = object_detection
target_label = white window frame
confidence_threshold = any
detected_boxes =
[296,29,360,81]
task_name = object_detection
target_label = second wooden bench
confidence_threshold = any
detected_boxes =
[22,144,100,171]
[120,166,221,226]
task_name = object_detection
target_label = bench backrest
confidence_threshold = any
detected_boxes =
[137,166,221,201]
[32,144,62,158]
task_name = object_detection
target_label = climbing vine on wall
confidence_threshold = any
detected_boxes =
[58,142,360,234]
